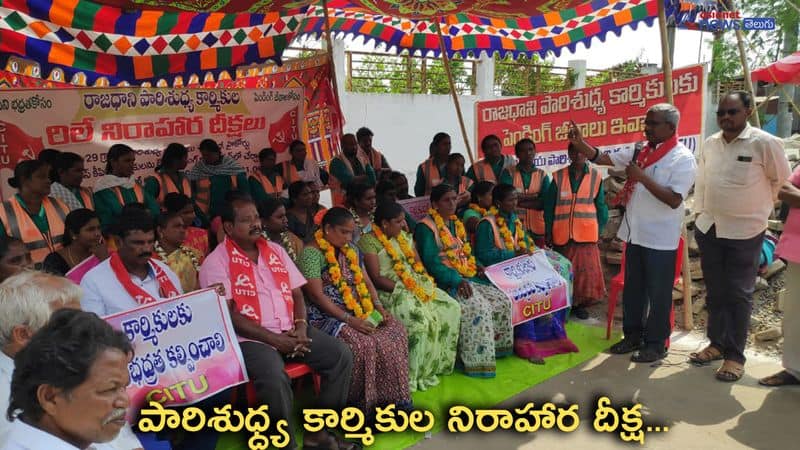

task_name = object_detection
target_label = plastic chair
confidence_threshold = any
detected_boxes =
[605,237,685,347]
[232,362,322,407]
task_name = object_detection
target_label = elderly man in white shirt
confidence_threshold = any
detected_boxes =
[1,309,133,450]
[690,90,791,383]
[568,103,697,363]
[0,271,142,450]
[81,210,183,316]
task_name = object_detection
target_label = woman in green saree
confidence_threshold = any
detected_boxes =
[358,202,461,391]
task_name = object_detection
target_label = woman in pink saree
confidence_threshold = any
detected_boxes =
[42,208,109,283]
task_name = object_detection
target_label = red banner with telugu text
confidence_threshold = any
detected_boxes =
[475,64,705,170]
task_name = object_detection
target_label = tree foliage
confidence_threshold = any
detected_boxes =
[348,53,470,95]
[493,54,568,96]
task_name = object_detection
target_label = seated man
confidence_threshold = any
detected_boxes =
[81,210,182,316]
[199,195,355,450]
[2,308,133,449]
[0,271,143,450]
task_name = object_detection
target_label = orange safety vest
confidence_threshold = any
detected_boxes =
[471,156,514,183]
[329,153,369,207]
[417,216,471,272]
[155,173,192,204]
[0,196,68,264]
[194,175,239,217]
[283,161,305,185]
[420,159,444,196]
[365,148,387,171]
[508,166,546,235]
[110,184,145,206]
[552,166,601,246]
[77,187,95,210]
[479,215,526,251]
[250,171,285,198]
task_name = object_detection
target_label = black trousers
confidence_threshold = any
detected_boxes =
[695,226,764,364]
[240,326,354,450]
[622,243,678,350]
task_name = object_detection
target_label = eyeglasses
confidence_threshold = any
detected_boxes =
[644,120,665,126]
[716,108,741,117]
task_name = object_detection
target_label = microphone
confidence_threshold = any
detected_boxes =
[631,141,645,163]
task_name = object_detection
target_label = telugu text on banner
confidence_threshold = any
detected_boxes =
[475,64,705,170]
[103,288,248,421]
[0,86,304,200]
[484,251,570,326]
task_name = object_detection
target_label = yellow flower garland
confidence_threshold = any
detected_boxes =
[373,227,435,302]
[314,230,374,319]
[468,203,488,216]
[489,207,529,252]
[428,208,477,277]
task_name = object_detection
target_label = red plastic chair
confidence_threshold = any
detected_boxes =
[605,237,684,347]
[232,362,322,407]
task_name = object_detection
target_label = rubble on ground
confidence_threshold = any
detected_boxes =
[593,168,786,359]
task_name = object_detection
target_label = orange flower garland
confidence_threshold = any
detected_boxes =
[468,203,488,216]
[373,227,435,302]
[314,230,374,319]
[489,207,529,252]
[428,208,477,277]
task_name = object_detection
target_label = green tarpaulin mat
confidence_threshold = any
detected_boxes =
[217,322,617,450]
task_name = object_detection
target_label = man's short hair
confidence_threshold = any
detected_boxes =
[113,210,155,240]
[7,309,132,422]
[648,103,681,128]
[0,271,83,349]
[356,127,373,141]
[725,90,753,109]
[220,191,255,224]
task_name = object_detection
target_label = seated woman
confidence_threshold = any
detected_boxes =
[0,237,32,284]
[163,193,209,259]
[299,207,411,412]
[0,160,70,268]
[461,181,495,238]
[286,181,318,243]
[42,209,108,282]
[358,202,461,391]
[155,210,201,293]
[258,196,304,265]
[475,183,577,361]
[414,184,513,378]
[93,144,160,230]
[344,181,376,244]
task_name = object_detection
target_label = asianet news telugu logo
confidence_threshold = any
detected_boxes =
[675,0,775,31]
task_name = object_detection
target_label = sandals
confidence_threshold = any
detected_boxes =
[759,370,800,387]
[689,345,723,364]
[716,360,745,382]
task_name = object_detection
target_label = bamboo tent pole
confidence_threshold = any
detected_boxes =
[321,0,341,108]
[435,17,475,165]
[658,0,694,330]
[735,28,762,127]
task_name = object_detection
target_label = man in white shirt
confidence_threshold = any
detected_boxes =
[81,210,183,316]
[691,91,791,382]
[1,309,132,450]
[281,140,323,189]
[0,271,143,450]
[568,103,697,363]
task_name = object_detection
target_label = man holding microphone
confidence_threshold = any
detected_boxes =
[567,103,697,363]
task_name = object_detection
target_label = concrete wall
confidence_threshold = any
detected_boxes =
[340,92,479,187]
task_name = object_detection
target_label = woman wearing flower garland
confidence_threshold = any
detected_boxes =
[155,210,201,292]
[300,207,411,411]
[344,180,377,244]
[358,202,461,391]
[258,197,304,265]
[475,183,577,361]
[414,184,513,378]
[461,180,495,237]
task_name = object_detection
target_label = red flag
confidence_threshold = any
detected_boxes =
[0,120,42,170]
[268,109,299,154]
